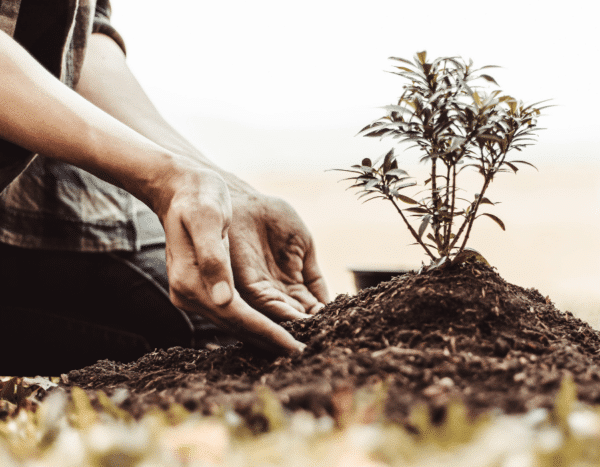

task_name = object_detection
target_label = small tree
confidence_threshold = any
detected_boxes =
[338,51,549,269]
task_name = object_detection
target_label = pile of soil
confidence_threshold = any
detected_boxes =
[62,262,600,427]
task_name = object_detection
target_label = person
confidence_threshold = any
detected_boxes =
[0,0,328,374]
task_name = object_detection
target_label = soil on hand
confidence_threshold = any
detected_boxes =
[63,263,600,427]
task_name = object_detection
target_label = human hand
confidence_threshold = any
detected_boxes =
[228,193,330,321]
[154,166,305,354]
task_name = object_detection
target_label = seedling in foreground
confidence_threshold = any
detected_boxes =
[338,51,550,269]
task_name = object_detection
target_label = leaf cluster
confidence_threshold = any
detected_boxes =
[339,51,549,269]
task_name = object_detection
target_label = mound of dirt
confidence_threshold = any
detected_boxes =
[62,262,600,426]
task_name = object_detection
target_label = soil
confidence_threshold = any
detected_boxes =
[61,262,600,429]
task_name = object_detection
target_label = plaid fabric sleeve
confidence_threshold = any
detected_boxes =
[92,0,126,55]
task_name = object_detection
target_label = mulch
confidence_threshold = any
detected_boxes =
[62,262,600,429]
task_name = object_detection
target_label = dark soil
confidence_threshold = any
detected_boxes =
[62,262,600,428]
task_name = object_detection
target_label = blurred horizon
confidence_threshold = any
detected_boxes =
[110,1,600,324]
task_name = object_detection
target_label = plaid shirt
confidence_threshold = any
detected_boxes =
[0,0,161,252]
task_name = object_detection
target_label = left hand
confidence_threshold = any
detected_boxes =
[228,193,329,321]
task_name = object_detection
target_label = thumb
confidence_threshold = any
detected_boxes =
[210,280,233,306]
[209,234,233,306]
[196,232,234,308]
[164,208,234,310]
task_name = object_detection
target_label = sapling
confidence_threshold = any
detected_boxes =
[338,51,549,270]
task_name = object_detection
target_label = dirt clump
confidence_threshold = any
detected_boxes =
[63,262,600,426]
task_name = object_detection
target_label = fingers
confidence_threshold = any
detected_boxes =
[174,290,305,355]
[159,170,308,354]
[163,193,304,353]
[166,224,305,354]
[285,284,325,315]
[164,206,234,310]
[239,281,312,321]
[195,234,233,306]
[302,247,330,307]
[253,293,310,322]
[220,296,306,354]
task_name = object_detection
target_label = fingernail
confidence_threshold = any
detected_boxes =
[211,281,232,306]
[307,302,325,315]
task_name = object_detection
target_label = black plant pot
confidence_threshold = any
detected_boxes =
[350,267,413,291]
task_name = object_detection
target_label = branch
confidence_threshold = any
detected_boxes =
[445,163,457,254]
[442,162,451,252]
[388,196,437,260]
[457,177,492,253]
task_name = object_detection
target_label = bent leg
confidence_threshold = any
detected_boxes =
[0,242,194,374]
[111,245,238,349]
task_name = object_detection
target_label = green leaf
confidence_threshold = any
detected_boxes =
[475,65,501,71]
[509,160,539,171]
[364,128,391,138]
[478,197,495,205]
[357,121,382,135]
[382,148,395,172]
[71,387,98,430]
[477,134,505,144]
[362,195,387,204]
[405,207,429,214]
[396,194,418,205]
[430,256,448,270]
[480,212,506,230]
[381,105,414,116]
[449,136,467,152]
[364,179,379,190]
[393,66,414,73]
[504,161,519,173]
[418,215,431,238]
[392,182,417,192]
[357,188,379,199]
[96,391,133,422]
[389,56,415,67]
[254,386,287,432]
[552,374,576,428]
[386,168,409,177]
[478,74,499,85]
[498,95,515,104]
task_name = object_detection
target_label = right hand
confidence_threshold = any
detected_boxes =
[154,165,307,354]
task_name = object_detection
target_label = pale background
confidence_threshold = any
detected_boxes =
[110,1,600,325]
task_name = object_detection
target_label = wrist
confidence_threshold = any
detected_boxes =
[140,153,196,217]
[141,153,234,223]
[171,146,261,199]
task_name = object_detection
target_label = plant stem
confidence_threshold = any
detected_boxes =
[446,163,457,253]
[388,196,437,260]
[442,162,451,253]
[457,176,492,253]
[448,172,486,252]
[456,141,511,252]
[430,153,442,248]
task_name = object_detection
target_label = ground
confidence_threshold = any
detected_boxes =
[61,262,600,431]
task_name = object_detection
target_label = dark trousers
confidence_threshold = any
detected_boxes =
[0,242,229,375]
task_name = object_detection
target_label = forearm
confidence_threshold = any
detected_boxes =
[75,33,257,197]
[0,30,184,211]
